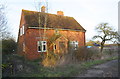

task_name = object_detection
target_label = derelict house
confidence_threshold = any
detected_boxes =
[17,6,86,60]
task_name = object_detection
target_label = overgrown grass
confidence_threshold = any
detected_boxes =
[12,56,118,77]
[3,46,118,77]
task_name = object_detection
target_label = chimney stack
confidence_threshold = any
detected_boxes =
[57,11,64,16]
[41,6,46,13]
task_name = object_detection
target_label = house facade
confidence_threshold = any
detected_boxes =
[17,7,86,60]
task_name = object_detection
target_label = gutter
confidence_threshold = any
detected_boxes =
[28,27,86,32]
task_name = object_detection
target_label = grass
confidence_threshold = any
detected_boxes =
[11,56,118,77]
[81,56,118,69]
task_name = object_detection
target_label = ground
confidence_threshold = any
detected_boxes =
[77,59,118,77]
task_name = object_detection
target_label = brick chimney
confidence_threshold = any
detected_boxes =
[41,6,45,13]
[57,11,64,16]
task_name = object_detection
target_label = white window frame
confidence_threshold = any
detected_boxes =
[70,41,79,50]
[53,44,57,50]
[37,41,47,52]
[20,25,24,36]
[22,25,24,35]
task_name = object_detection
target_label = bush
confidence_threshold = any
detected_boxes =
[42,51,59,67]
[41,46,102,67]
[2,38,17,55]
[67,46,101,62]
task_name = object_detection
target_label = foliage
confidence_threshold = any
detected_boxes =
[47,34,61,48]
[10,55,118,77]
[93,23,119,53]
[42,51,59,67]
[54,46,101,66]
[2,54,41,77]
[2,38,17,55]
[2,41,118,77]
[41,34,62,67]
[74,47,101,61]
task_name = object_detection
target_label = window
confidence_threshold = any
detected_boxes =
[38,41,47,52]
[53,44,57,50]
[70,41,78,50]
[54,45,56,50]
[20,28,22,36]
[20,25,24,36]
[22,25,24,34]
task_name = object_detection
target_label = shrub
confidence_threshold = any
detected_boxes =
[67,46,101,62]
[42,46,102,67]
[2,38,17,55]
[42,51,59,67]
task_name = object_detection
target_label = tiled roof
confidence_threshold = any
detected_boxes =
[22,9,86,31]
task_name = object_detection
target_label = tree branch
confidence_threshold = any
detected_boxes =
[93,35,103,40]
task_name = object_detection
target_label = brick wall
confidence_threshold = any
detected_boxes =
[18,28,85,60]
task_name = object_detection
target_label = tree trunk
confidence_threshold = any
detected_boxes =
[100,41,105,53]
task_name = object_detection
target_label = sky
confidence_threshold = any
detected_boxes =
[1,0,119,42]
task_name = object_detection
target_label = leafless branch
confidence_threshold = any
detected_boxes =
[93,35,103,40]
[0,3,8,39]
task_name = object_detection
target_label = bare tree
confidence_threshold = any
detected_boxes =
[0,4,6,36]
[93,23,119,53]
[0,3,8,39]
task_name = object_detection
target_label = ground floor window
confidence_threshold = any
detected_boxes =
[37,41,47,52]
[53,44,57,50]
[70,41,79,50]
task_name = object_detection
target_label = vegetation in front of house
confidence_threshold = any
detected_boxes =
[2,44,118,77]
[2,38,17,54]
[7,54,118,77]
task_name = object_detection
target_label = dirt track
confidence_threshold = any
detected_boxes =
[77,59,118,77]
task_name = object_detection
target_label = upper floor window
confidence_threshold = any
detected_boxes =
[22,25,24,34]
[20,25,25,36]
[20,28,22,36]
[37,41,47,52]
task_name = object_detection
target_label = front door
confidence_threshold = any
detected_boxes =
[59,41,66,53]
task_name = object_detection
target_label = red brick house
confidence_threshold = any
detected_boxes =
[17,7,86,60]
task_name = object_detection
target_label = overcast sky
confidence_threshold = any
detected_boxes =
[2,0,119,42]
